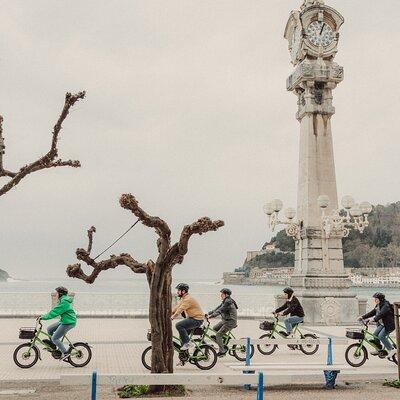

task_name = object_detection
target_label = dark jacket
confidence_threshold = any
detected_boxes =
[275,295,305,318]
[208,297,238,323]
[362,300,395,332]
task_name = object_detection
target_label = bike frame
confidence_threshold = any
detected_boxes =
[25,320,77,357]
[268,316,303,338]
[353,321,396,356]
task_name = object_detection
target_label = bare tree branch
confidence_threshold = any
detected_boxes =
[165,217,224,266]
[0,91,85,197]
[67,226,153,284]
[87,226,96,254]
[120,193,171,256]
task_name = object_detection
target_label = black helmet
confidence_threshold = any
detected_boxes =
[55,286,68,296]
[220,288,232,296]
[175,283,189,293]
[373,292,385,301]
[283,287,294,295]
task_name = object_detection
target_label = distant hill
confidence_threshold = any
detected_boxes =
[0,269,10,281]
[236,202,400,274]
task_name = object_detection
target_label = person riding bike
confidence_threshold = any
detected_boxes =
[359,292,396,360]
[40,287,77,361]
[274,287,304,337]
[207,288,238,357]
[171,283,204,353]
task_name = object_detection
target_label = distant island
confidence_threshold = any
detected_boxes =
[224,202,400,287]
[0,268,10,282]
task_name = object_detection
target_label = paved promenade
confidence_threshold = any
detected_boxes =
[0,318,398,383]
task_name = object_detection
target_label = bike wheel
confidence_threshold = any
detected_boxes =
[345,343,368,367]
[299,333,319,355]
[193,344,218,370]
[67,342,92,368]
[141,346,152,370]
[232,343,255,362]
[13,343,39,369]
[257,333,277,355]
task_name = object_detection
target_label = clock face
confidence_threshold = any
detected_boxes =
[306,21,335,48]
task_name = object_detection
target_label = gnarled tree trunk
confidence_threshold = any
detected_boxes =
[67,194,224,384]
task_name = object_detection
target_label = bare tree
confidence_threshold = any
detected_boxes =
[67,193,224,377]
[0,91,85,197]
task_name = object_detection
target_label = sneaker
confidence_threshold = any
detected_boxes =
[217,351,227,357]
[180,342,193,351]
[387,349,397,359]
[176,360,185,366]
[370,350,381,356]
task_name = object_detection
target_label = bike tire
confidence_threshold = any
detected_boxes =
[232,343,255,362]
[193,344,218,370]
[13,343,39,369]
[257,333,278,355]
[299,333,319,355]
[141,346,152,370]
[345,343,368,367]
[67,342,92,368]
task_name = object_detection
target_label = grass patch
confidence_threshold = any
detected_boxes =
[383,379,400,389]
[117,384,186,398]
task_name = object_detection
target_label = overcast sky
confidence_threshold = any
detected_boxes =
[1,0,399,282]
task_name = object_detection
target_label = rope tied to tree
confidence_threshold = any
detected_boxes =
[93,218,140,260]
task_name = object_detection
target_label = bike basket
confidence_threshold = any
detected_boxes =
[259,320,275,331]
[345,330,364,340]
[190,327,204,336]
[19,328,36,339]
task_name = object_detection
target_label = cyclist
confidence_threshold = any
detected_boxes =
[207,288,238,357]
[171,283,204,352]
[40,287,77,361]
[360,292,396,360]
[274,287,304,337]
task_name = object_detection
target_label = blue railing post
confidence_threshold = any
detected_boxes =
[257,372,264,400]
[246,337,251,367]
[327,337,333,366]
[244,337,253,390]
[91,371,97,400]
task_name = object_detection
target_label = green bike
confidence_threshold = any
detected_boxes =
[345,319,398,367]
[257,315,319,356]
[142,322,218,370]
[13,319,92,369]
[201,316,254,361]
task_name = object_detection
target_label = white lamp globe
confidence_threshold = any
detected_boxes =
[284,207,296,220]
[317,195,330,209]
[271,199,283,213]
[350,204,362,217]
[263,203,274,216]
[341,195,355,210]
[360,201,373,215]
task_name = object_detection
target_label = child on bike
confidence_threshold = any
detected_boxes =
[274,287,304,337]
[207,288,238,357]
[40,286,77,361]
[359,292,396,360]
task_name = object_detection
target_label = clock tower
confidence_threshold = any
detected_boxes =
[283,0,361,324]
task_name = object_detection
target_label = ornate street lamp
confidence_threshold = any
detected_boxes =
[263,199,301,240]
[318,195,372,238]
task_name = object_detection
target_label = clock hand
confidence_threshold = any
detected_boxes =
[320,23,325,35]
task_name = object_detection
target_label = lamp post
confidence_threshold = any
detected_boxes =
[317,195,372,239]
[263,199,301,240]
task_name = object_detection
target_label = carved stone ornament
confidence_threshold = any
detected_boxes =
[320,297,340,325]
[301,0,325,11]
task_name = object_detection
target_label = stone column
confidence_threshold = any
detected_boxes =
[286,59,360,325]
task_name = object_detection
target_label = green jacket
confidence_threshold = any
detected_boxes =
[41,295,77,325]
